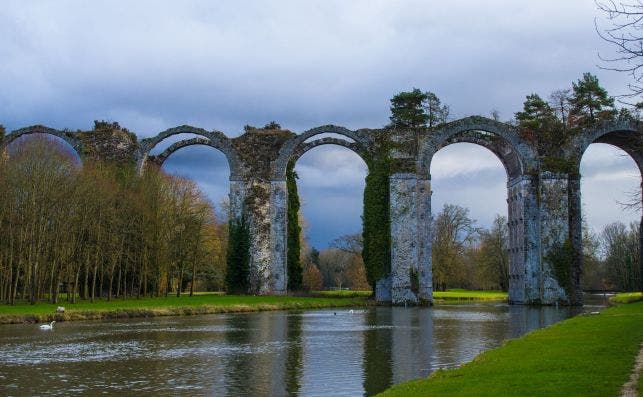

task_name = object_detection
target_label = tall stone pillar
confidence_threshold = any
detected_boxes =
[229,178,286,295]
[507,175,540,303]
[389,173,432,304]
[270,180,288,294]
[537,172,573,304]
[568,175,584,305]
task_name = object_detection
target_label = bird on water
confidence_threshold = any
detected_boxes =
[39,321,55,330]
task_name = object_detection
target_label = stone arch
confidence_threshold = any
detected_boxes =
[572,119,642,175]
[271,125,373,180]
[147,136,238,175]
[420,116,537,180]
[137,125,242,179]
[568,120,642,305]
[1,125,83,160]
[289,137,370,167]
[418,116,539,305]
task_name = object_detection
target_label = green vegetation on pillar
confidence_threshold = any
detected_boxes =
[545,238,573,299]
[362,137,391,290]
[225,217,250,294]
[286,160,303,291]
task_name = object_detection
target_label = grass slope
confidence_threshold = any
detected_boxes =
[379,301,643,397]
[0,294,372,324]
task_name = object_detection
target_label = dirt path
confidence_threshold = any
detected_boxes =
[621,342,643,397]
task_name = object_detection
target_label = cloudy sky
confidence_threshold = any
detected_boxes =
[1,1,640,248]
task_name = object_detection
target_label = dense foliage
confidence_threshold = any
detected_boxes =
[515,73,625,157]
[583,222,641,292]
[362,140,391,291]
[225,216,250,294]
[0,137,227,305]
[388,88,449,129]
[286,160,303,291]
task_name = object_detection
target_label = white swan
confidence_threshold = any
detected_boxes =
[39,321,55,330]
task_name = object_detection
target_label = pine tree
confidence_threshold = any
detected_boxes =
[515,93,557,131]
[389,89,429,129]
[569,73,615,128]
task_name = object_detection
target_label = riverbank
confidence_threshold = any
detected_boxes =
[0,289,510,325]
[0,294,374,325]
[378,300,643,397]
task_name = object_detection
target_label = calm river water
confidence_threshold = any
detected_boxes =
[0,298,607,396]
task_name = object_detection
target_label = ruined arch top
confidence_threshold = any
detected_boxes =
[137,125,243,179]
[571,119,643,175]
[1,125,83,159]
[419,116,538,180]
[271,125,373,180]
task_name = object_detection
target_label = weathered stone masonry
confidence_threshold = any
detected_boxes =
[2,117,641,305]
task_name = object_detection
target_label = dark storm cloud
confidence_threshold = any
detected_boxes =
[1,1,639,246]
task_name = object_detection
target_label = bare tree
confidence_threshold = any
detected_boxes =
[549,89,573,127]
[595,1,643,102]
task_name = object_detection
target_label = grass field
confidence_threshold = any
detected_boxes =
[313,290,372,298]
[378,301,643,397]
[433,289,507,301]
[0,294,373,324]
[0,288,512,325]
[315,289,508,301]
[610,291,643,304]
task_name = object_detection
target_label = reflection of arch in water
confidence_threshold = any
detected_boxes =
[137,125,242,179]
[272,125,373,180]
[2,125,83,162]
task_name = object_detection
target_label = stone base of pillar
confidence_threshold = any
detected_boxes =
[375,275,392,302]
[388,173,432,305]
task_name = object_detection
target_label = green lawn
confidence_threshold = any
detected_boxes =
[433,289,507,301]
[610,291,643,304]
[313,290,372,298]
[0,294,373,324]
[314,289,507,301]
[379,301,643,397]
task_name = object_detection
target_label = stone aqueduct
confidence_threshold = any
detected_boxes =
[1,117,641,305]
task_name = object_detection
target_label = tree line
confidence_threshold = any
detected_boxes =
[0,136,227,305]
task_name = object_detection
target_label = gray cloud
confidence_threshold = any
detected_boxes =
[1,1,640,246]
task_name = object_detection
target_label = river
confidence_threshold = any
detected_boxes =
[0,297,607,396]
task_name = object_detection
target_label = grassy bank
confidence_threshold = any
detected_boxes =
[379,301,643,397]
[313,290,372,298]
[0,294,373,325]
[316,289,508,301]
[433,289,507,302]
[610,291,643,304]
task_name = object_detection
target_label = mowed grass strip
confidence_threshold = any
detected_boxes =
[433,289,507,301]
[0,294,373,324]
[610,291,643,304]
[379,301,643,397]
[313,290,372,298]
